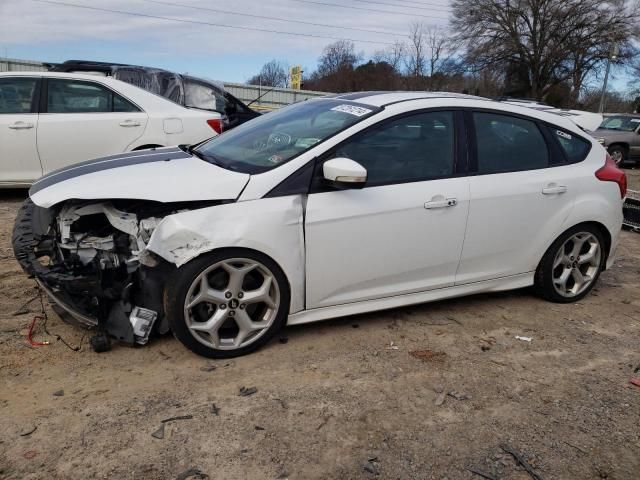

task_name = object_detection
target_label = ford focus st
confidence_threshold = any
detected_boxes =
[13,92,626,358]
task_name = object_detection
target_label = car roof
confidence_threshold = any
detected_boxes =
[0,71,111,79]
[324,91,603,132]
[329,91,485,107]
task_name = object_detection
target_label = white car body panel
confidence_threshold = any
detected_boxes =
[36,110,149,173]
[146,196,306,314]
[0,111,41,185]
[455,165,577,284]
[305,178,470,308]
[288,272,533,326]
[0,71,219,186]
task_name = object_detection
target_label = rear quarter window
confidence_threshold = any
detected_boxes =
[553,129,591,163]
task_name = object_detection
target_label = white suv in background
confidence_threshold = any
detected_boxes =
[0,71,224,187]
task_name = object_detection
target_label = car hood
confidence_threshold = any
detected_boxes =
[29,147,250,208]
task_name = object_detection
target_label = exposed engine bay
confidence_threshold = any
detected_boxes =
[13,199,220,347]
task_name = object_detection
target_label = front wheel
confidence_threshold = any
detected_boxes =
[165,249,290,358]
[534,226,606,303]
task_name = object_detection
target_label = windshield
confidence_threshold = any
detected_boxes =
[599,116,640,132]
[194,99,380,173]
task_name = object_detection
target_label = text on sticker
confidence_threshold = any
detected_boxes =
[331,104,372,117]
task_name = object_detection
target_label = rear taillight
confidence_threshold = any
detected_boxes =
[595,154,627,198]
[206,119,223,134]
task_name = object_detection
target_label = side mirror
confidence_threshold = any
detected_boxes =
[323,157,367,189]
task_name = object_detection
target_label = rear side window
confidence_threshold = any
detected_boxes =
[553,129,591,163]
[473,112,549,174]
[47,79,140,113]
[0,78,37,114]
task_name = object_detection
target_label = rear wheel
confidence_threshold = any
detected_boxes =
[534,225,606,303]
[165,249,290,358]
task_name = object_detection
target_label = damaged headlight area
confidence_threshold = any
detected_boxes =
[13,198,219,347]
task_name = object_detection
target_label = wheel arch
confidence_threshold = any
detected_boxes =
[539,220,612,269]
[180,245,293,297]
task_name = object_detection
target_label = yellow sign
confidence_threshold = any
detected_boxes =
[290,65,302,90]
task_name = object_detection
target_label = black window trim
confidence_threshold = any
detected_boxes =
[309,107,465,193]
[542,123,593,165]
[465,108,567,176]
[40,77,143,114]
[0,76,41,115]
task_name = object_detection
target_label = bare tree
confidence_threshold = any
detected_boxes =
[247,59,288,88]
[317,40,361,77]
[374,40,406,74]
[405,22,426,80]
[451,0,640,100]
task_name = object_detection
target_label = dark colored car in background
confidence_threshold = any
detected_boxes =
[47,60,260,130]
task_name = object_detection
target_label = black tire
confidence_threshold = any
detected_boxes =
[534,224,606,303]
[164,248,290,358]
[12,198,53,276]
[608,145,626,166]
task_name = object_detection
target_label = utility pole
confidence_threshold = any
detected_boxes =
[598,44,619,113]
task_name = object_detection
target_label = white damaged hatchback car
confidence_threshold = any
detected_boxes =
[13,92,626,357]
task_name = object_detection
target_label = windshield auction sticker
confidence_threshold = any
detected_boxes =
[331,104,372,117]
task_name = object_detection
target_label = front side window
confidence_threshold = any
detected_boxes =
[599,116,640,132]
[0,77,37,114]
[195,99,380,174]
[473,112,549,174]
[47,79,140,113]
[332,111,455,185]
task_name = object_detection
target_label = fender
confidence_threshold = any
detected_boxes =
[145,195,306,314]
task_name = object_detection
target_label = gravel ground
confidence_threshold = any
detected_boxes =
[0,169,639,480]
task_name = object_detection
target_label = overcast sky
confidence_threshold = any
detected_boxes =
[0,0,452,83]
[0,0,631,91]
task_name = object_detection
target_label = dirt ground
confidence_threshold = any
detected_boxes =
[1,170,639,480]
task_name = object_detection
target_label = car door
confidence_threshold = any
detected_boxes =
[36,78,148,173]
[455,110,578,285]
[0,76,42,184]
[305,110,470,309]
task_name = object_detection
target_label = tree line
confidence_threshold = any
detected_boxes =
[247,0,640,111]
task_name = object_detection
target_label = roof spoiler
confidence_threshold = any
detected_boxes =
[500,100,603,131]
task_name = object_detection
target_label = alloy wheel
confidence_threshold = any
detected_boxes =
[183,258,280,350]
[551,232,601,298]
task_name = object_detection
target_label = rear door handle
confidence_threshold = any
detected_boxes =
[424,197,457,209]
[542,184,567,195]
[8,121,34,130]
[119,120,141,127]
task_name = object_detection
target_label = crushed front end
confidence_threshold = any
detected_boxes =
[12,198,192,346]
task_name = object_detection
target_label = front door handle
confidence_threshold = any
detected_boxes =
[424,197,457,209]
[542,184,567,195]
[8,121,34,130]
[119,120,141,127]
